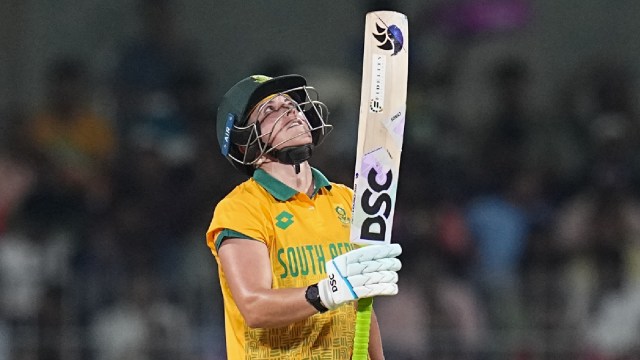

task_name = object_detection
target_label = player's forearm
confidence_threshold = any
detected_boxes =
[238,287,319,328]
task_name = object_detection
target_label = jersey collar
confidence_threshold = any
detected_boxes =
[253,167,332,201]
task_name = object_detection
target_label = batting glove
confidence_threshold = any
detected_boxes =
[317,243,402,310]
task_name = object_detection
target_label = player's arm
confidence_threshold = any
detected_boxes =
[218,238,317,328]
[219,238,402,329]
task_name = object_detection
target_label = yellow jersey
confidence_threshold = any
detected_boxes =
[207,168,360,359]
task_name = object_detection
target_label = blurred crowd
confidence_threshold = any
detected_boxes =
[2,1,640,359]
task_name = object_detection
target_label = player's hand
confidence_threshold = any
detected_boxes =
[317,243,402,310]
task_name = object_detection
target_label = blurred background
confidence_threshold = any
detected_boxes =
[1,0,640,359]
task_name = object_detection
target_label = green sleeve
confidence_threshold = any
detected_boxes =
[215,229,256,250]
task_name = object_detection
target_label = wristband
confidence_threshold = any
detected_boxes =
[305,283,329,313]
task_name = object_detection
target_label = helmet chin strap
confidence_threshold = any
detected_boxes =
[271,144,314,174]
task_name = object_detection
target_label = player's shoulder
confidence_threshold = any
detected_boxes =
[217,178,268,205]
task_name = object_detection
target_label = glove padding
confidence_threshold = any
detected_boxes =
[317,243,402,310]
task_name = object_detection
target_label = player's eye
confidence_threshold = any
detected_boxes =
[262,105,274,115]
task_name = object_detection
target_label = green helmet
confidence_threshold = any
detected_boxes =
[216,74,332,176]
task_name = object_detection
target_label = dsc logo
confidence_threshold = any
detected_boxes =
[360,166,393,241]
[328,274,338,292]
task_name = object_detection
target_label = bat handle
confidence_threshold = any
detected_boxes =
[352,297,374,359]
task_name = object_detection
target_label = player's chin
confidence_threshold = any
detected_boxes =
[277,134,313,149]
[290,130,313,143]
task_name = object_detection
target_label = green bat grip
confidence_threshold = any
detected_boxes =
[352,297,373,359]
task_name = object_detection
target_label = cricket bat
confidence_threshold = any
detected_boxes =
[350,10,408,359]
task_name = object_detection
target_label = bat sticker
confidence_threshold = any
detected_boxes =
[372,22,405,55]
[369,55,386,113]
[352,148,397,244]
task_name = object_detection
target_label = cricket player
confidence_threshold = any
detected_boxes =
[206,74,402,359]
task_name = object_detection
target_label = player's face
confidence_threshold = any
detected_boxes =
[248,94,313,149]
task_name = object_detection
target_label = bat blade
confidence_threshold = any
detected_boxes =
[350,10,408,360]
[351,11,408,246]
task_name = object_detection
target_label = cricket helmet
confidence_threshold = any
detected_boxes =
[216,74,332,176]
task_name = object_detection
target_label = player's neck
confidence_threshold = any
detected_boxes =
[260,161,314,197]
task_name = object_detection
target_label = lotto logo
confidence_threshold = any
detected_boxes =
[275,211,294,230]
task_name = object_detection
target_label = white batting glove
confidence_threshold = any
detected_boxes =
[317,243,402,310]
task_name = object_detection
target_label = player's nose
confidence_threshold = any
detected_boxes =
[275,100,297,118]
